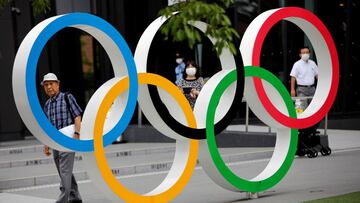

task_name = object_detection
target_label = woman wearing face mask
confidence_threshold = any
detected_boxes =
[177,60,204,109]
[290,46,319,110]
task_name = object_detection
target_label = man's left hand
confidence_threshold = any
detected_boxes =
[72,134,80,140]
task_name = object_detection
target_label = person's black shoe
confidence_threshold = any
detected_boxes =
[112,140,127,144]
[68,200,82,203]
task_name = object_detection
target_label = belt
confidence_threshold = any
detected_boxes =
[297,84,314,88]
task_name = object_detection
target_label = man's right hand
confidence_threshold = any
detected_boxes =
[291,89,296,97]
[43,145,51,156]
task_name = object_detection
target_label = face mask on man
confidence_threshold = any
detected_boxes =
[176,58,183,64]
[186,67,196,76]
[301,53,310,61]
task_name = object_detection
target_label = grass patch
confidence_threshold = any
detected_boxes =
[304,191,360,203]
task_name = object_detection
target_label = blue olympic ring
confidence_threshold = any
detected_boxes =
[26,13,138,151]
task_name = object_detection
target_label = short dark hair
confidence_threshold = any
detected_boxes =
[175,53,183,58]
[185,60,198,68]
[183,60,201,79]
[299,46,310,54]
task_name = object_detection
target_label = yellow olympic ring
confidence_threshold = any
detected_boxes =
[93,73,198,202]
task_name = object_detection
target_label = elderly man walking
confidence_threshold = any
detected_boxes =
[42,73,83,203]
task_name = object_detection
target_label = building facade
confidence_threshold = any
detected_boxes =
[0,0,359,141]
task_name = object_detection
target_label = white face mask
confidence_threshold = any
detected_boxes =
[301,53,310,61]
[176,58,183,64]
[186,67,196,76]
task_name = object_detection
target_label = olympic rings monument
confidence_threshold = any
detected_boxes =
[12,7,338,202]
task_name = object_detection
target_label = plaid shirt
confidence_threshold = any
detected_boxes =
[44,92,82,130]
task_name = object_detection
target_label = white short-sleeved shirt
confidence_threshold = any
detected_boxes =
[290,59,318,86]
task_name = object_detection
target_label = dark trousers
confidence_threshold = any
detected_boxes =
[53,150,82,203]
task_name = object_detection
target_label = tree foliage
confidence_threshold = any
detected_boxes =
[0,0,50,16]
[0,0,11,9]
[31,0,50,16]
[1,0,238,55]
[158,0,239,55]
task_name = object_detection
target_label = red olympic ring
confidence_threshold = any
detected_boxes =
[251,7,339,129]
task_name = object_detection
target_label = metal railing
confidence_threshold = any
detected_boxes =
[243,96,328,135]
[137,96,329,135]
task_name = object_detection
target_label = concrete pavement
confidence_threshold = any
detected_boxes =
[0,125,360,202]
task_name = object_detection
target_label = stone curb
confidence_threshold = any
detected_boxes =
[0,150,273,190]
[0,146,175,169]
[0,145,43,156]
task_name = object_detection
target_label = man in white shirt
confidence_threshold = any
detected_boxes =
[290,46,318,110]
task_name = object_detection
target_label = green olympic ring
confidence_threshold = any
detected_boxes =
[206,66,298,192]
